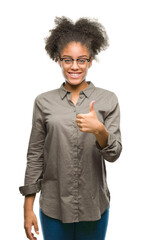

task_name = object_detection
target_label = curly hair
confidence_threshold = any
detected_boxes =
[44,16,109,62]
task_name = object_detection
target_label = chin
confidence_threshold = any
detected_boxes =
[66,78,85,85]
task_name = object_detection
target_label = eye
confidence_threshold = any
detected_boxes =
[78,58,86,64]
[64,59,72,63]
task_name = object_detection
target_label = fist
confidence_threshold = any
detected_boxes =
[75,100,102,134]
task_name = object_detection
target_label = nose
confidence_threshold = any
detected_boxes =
[71,60,79,69]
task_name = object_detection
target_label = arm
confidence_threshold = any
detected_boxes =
[24,194,36,211]
[19,97,46,239]
[19,96,46,196]
[24,194,40,239]
[95,93,122,162]
[94,122,109,149]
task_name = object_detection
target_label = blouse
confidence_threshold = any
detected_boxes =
[19,80,122,223]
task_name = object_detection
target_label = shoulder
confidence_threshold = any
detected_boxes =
[34,87,60,102]
[33,87,60,110]
[94,86,119,103]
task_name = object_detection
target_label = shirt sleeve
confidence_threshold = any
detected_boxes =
[95,93,122,162]
[19,96,46,196]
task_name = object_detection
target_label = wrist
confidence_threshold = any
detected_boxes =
[92,121,104,135]
[24,194,36,210]
[24,205,33,211]
[93,122,109,149]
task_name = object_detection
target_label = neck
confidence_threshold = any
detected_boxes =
[64,80,89,94]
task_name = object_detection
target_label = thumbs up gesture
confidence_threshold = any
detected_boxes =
[75,100,102,134]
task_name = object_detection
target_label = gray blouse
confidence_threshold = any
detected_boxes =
[19,81,122,223]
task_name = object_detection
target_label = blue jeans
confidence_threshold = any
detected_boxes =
[39,207,109,240]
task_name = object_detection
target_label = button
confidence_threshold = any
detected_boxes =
[92,195,95,200]
[74,174,78,178]
[80,91,83,98]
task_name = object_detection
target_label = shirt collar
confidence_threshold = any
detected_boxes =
[59,81,96,100]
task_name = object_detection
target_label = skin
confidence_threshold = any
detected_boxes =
[24,194,39,240]
[58,41,93,95]
[23,41,109,240]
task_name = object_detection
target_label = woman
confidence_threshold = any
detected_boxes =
[19,16,122,240]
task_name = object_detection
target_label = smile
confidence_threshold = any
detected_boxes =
[68,72,82,78]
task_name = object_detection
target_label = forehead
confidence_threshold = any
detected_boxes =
[61,41,90,57]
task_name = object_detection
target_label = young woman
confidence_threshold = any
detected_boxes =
[19,16,122,240]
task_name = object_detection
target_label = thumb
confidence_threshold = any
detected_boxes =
[89,100,95,113]
[33,219,39,235]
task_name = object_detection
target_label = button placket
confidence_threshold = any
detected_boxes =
[72,105,80,220]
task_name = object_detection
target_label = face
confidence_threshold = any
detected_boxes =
[58,41,93,86]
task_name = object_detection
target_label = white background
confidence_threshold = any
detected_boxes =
[1,0,141,239]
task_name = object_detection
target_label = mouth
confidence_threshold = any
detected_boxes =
[68,72,82,79]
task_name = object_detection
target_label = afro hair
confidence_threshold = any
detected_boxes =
[44,16,109,62]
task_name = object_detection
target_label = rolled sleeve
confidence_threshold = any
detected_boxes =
[96,93,122,162]
[19,96,46,196]
[19,180,42,196]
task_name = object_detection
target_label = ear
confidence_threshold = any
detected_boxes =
[88,57,93,68]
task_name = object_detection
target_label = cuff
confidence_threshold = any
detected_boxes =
[95,132,116,152]
[19,180,42,196]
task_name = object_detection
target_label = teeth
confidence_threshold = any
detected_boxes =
[70,73,81,76]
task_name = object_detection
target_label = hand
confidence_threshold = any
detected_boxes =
[24,209,39,240]
[75,100,102,134]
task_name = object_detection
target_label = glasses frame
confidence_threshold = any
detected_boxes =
[59,56,91,66]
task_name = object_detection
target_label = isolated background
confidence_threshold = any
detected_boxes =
[1,0,141,239]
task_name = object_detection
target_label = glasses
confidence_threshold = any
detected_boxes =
[59,57,91,67]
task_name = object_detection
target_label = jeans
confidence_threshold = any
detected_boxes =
[39,207,109,240]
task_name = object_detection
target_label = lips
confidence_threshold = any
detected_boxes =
[68,72,82,78]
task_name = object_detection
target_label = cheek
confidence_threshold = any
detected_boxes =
[62,67,69,74]
[61,65,67,74]
[83,69,87,74]
[82,68,88,75]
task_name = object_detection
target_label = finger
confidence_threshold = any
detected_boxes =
[76,118,82,123]
[76,113,83,118]
[31,233,37,240]
[77,123,81,128]
[33,219,39,235]
[78,127,85,132]
[29,232,37,240]
[89,100,95,113]
[25,227,36,240]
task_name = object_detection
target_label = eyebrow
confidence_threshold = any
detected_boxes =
[62,55,88,58]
